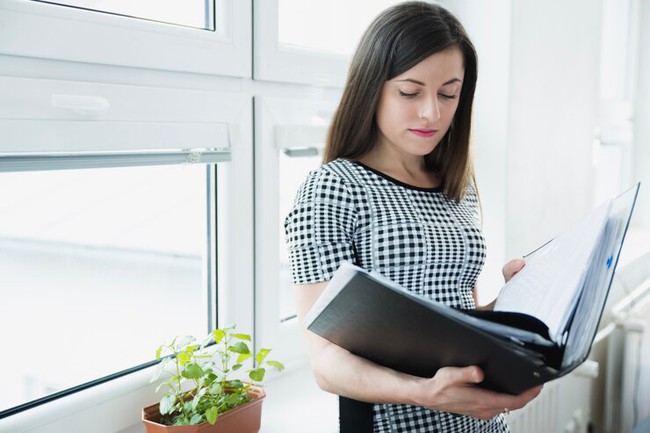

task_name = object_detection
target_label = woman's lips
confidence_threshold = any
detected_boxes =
[409,128,438,138]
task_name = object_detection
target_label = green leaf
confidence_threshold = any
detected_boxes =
[205,372,218,384]
[189,414,203,425]
[232,333,251,341]
[212,329,226,344]
[228,379,244,389]
[185,344,201,354]
[228,342,250,354]
[205,406,219,425]
[177,351,191,366]
[255,348,271,363]
[159,394,176,415]
[173,415,189,426]
[266,360,285,371]
[181,363,203,379]
[223,392,244,408]
[232,363,242,371]
[237,352,252,363]
[210,382,223,395]
[249,367,265,382]
[192,388,206,410]
[155,346,163,360]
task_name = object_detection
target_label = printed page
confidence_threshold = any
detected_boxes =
[494,200,611,342]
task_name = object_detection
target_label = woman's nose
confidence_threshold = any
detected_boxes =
[419,95,441,122]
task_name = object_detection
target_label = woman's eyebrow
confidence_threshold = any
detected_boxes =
[395,78,425,86]
[442,78,463,85]
[395,77,463,86]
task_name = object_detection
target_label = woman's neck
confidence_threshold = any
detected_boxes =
[358,147,440,189]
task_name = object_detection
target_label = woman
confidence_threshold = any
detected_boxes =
[284,2,541,432]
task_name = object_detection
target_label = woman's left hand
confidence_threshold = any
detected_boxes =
[502,258,525,283]
[475,258,526,310]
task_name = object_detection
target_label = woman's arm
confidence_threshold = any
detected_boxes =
[295,281,541,421]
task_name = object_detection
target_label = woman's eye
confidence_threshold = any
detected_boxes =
[399,90,418,99]
[439,93,458,100]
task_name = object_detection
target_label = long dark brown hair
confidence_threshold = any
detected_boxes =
[323,1,478,201]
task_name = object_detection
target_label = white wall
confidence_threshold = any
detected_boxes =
[506,0,602,257]
[441,0,512,303]
[633,0,650,229]
[445,0,605,301]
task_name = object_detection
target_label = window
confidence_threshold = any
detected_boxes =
[254,95,339,368]
[254,0,402,86]
[1,0,251,77]
[0,164,212,417]
[594,0,639,205]
[35,0,215,30]
[278,0,397,56]
[0,0,254,423]
[278,150,323,322]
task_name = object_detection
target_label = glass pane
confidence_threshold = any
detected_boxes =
[0,164,208,413]
[278,0,401,55]
[278,151,322,322]
[34,0,215,31]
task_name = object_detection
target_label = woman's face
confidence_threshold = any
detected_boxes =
[375,47,464,159]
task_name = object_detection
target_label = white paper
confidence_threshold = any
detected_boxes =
[494,200,611,342]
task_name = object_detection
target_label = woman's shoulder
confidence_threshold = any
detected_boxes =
[294,159,359,203]
[303,158,359,187]
[320,158,358,176]
[463,181,480,202]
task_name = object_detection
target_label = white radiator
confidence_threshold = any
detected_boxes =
[506,246,650,433]
[603,278,650,433]
[506,360,598,433]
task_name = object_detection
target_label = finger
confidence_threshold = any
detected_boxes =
[437,366,484,385]
[502,259,525,276]
[502,259,525,281]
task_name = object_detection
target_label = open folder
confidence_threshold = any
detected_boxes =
[304,183,640,395]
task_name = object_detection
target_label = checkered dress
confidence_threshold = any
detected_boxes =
[285,159,509,433]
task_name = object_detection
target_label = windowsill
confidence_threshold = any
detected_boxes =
[259,365,338,433]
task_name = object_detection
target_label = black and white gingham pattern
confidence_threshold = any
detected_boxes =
[285,159,507,433]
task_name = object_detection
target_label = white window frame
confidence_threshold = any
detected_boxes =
[254,94,340,373]
[0,0,251,77]
[253,0,348,87]
[0,0,256,430]
[0,102,255,433]
[0,0,252,157]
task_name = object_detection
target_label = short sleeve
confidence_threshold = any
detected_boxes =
[284,167,357,284]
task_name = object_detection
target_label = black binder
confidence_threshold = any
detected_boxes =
[305,184,640,395]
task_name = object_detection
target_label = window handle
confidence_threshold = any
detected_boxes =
[275,125,327,152]
[281,147,319,158]
[51,94,110,116]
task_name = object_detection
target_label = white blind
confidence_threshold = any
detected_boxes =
[0,148,230,172]
[0,76,242,170]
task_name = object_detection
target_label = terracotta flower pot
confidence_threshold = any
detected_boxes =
[142,386,266,433]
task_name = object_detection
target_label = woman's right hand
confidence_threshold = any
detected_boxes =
[413,366,543,420]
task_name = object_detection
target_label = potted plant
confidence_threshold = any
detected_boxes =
[142,325,284,433]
